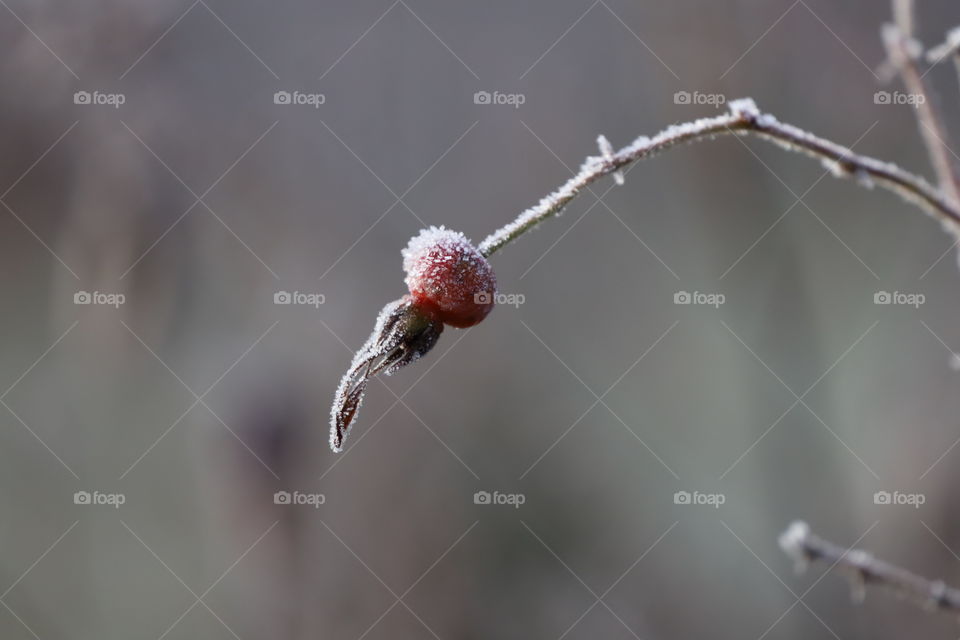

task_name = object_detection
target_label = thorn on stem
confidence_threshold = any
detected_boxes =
[597,134,624,185]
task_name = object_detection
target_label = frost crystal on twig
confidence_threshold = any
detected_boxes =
[778,520,812,573]
[728,97,759,119]
[926,26,960,63]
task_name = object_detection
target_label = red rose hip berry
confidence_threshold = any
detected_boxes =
[402,226,496,328]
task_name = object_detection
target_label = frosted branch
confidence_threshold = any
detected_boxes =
[478,98,960,257]
[779,521,960,616]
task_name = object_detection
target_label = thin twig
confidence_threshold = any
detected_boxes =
[892,0,914,41]
[779,521,960,615]
[882,0,960,205]
[926,27,960,100]
[478,98,960,258]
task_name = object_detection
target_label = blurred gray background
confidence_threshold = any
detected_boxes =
[2,0,960,638]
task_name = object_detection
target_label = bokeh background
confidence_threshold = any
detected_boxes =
[2,0,960,638]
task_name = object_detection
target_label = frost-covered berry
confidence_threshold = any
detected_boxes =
[402,226,497,328]
[330,226,498,452]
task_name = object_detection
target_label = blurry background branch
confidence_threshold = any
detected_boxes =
[926,27,960,96]
[779,522,960,616]
[883,0,960,205]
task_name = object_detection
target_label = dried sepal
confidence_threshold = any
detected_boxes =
[330,296,443,452]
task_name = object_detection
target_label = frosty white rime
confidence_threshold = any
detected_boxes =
[478,98,960,258]
[330,297,443,452]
